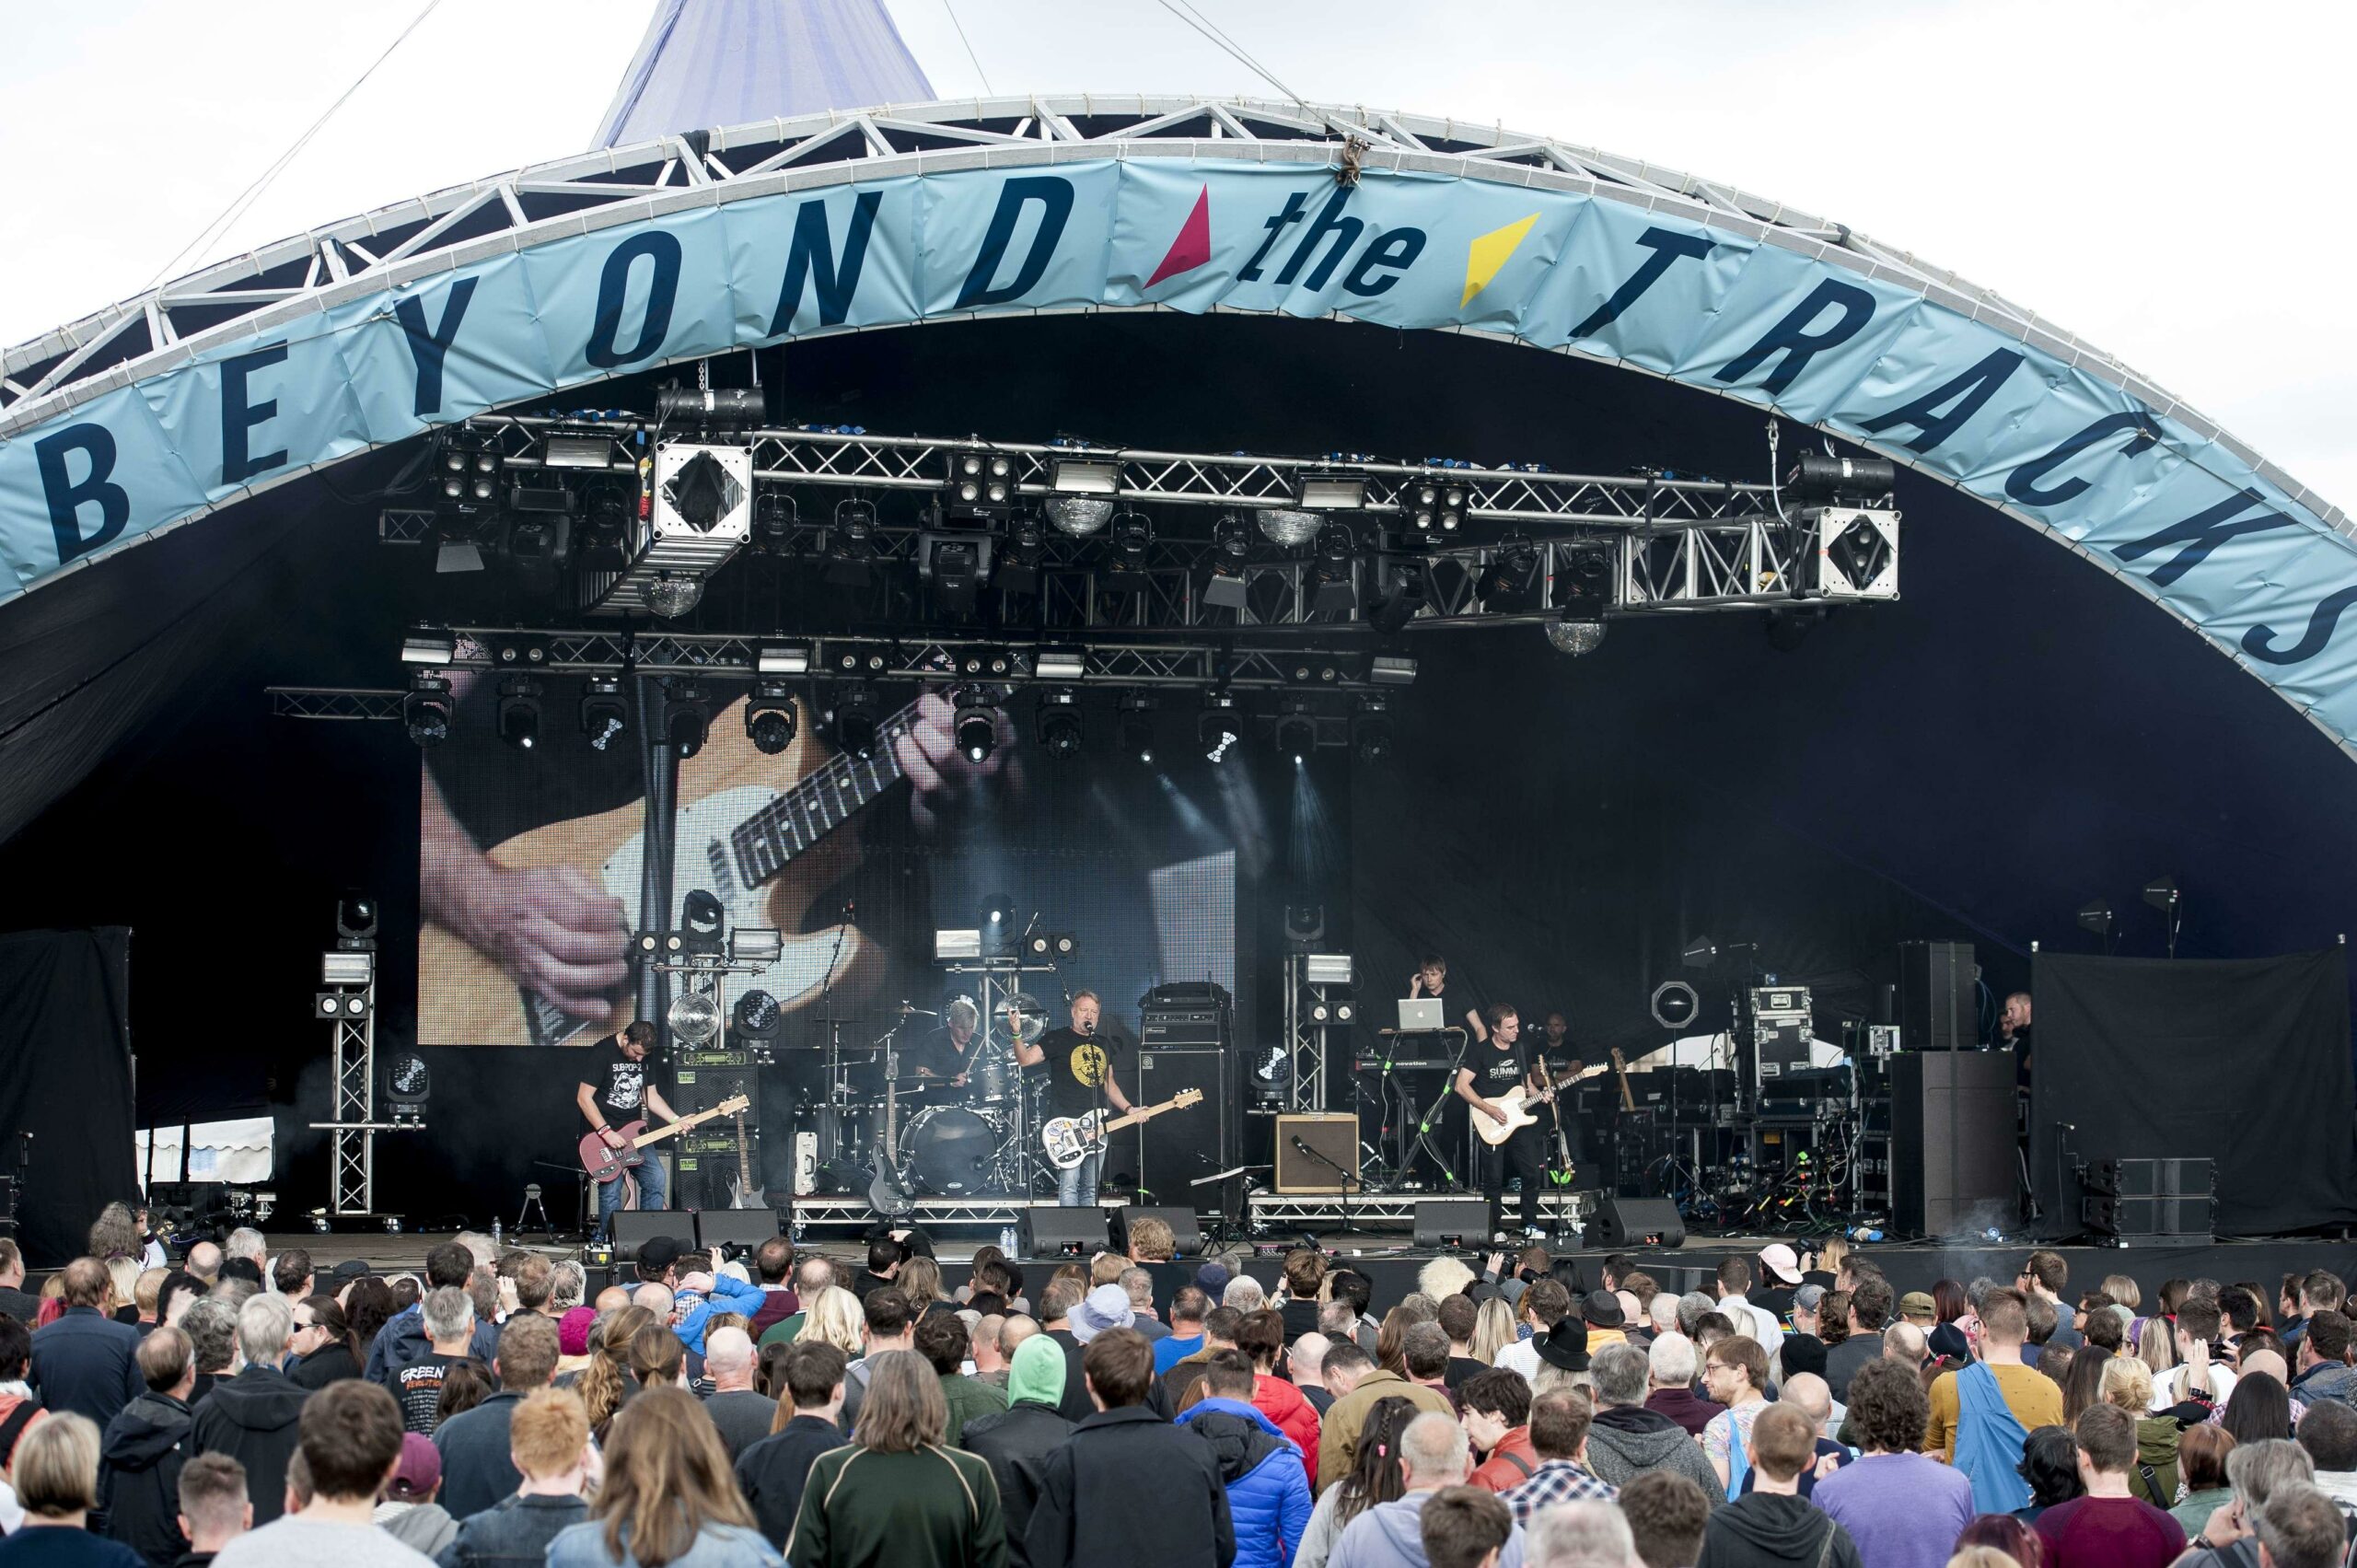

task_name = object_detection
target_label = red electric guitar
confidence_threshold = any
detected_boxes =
[577,1096,750,1185]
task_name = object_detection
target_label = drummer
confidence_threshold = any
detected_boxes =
[908,998,984,1096]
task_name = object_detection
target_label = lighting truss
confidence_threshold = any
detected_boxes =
[395,416,1896,626]
[267,687,409,720]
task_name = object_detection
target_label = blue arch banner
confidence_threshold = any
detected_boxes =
[4,157,2353,749]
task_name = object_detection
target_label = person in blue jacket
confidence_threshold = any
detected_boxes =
[1176,1350,1312,1568]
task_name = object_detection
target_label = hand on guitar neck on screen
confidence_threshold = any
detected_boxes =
[892,691,1026,839]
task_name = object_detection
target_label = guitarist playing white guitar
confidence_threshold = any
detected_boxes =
[575,1021,679,1237]
[1455,1004,1550,1242]
[1015,991,1132,1209]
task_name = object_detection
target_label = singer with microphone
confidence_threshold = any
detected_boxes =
[1016,991,1133,1206]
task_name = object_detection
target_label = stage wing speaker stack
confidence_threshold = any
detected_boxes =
[1898,940,1975,1053]
[1112,1204,1204,1257]
[1585,1195,1687,1249]
[609,1210,679,1263]
[1888,1049,2014,1237]
[1021,1207,1109,1259]
[1412,1198,1491,1249]
[1274,1113,1361,1194]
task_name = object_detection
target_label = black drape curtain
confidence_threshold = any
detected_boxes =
[2031,948,2357,1237]
[0,929,137,1265]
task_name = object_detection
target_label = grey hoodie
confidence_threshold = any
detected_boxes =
[1329,1489,1527,1568]
[1585,1404,1724,1506]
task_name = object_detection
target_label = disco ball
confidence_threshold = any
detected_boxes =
[667,989,722,1044]
[1044,496,1115,537]
[998,992,1050,1045]
[1545,619,1607,656]
[646,573,704,618]
[1258,508,1321,548]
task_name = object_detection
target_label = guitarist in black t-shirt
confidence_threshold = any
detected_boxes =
[1017,992,1133,1207]
[1456,1003,1548,1240]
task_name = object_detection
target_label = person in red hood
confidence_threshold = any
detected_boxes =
[1462,1370,1540,1493]
[1237,1310,1320,1487]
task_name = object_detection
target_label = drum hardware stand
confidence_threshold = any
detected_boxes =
[514,1182,552,1237]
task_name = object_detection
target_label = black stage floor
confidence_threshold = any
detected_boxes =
[258,1232,2357,1306]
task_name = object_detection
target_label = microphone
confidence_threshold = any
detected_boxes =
[841,899,857,917]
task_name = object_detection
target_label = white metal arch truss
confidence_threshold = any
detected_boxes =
[1,92,2336,545]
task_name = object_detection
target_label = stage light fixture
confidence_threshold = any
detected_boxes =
[581,481,632,562]
[321,950,376,986]
[1296,471,1367,510]
[999,510,1046,594]
[1308,522,1359,613]
[1786,452,1898,503]
[664,681,712,759]
[1200,691,1241,761]
[746,679,799,755]
[830,682,881,756]
[384,1051,430,1114]
[1118,694,1157,764]
[1258,508,1321,548]
[1273,707,1318,763]
[1035,647,1087,681]
[1370,656,1417,686]
[951,691,1000,763]
[1106,510,1154,590]
[1050,456,1121,494]
[681,889,726,957]
[1479,534,1539,607]
[400,629,457,667]
[1366,565,1427,635]
[1815,506,1899,598]
[946,450,1016,510]
[1036,689,1085,757]
[1045,495,1114,537]
[920,533,990,615]
[1284,905,1327,947]
[730,927,784,964]
[934,929,983,960]
[753,492,798,553]
[1204,513,1253,610]
[1545,617,1607,656]
[541,434,610,470]
[646,572,704,618]
[336,893,378,948]
[402,674,453,749]
[1405,477,1467,540]
[1766,606,1825,652]
[580,677,628,751]
[1650,980,1700,1030]
[826,499,879,586]
[1352,697,1394,762]
[980,895,1016,955]
[758,645,811,676]
[1554,541,1615,621]
[316,992,370,1019]
[733,989,783,1040]
[495,676,544,750]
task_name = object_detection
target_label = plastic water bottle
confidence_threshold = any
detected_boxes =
[492,1217,503,1249]
[1000,1225,1018,1256]
[1847,1225,1883,1243]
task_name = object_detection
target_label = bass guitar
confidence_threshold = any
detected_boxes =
[1040,1089,1204,1170]
[727,1110,763,1209]
[578,1096,750,1185]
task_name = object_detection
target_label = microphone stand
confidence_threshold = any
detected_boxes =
[1410,1028,1474,1191]
[1291,1134,1364,1235]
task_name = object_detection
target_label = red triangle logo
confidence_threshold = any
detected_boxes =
[1147,185,1212,287]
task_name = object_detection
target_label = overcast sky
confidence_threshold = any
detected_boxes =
[4,1,2349,509]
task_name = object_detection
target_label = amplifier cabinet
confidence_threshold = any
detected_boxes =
[1273,1113,1360,1193]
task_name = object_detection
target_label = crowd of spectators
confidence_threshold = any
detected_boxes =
[0,1208,2344,1568]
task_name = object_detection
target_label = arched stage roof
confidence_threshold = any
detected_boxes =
[1,94,2353,850]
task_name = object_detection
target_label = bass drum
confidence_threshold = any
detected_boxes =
[901,1106,998,1197]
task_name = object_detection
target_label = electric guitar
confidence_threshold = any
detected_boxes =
[728,1111,763,1209]
[421,694,914,1047]
[578,1095,750,1185]
[1609,1048,1636,1112]
[1472,1084,1565,1147]
[1040,1089,1205,1170]
[1533,1056,1576,1178]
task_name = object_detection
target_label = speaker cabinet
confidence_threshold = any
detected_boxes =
[1112,1205,1203,1258]
[1898,941,1975,1054]
[610,1209,683,1263]
[1413,1199,1491,1249]
[1889,1049,2015,1237]
[1585,1195,1686,1249]
[696,1209,784,1257]
[1020,1207,1109,1259]
[1274,1113,1360,1194]
[1128,1048,1232,1201]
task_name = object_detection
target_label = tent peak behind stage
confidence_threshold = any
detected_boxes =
[591,0,935,151]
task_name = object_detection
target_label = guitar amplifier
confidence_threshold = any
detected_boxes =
[1128,1049,1233,1200]
[1274,1114,1361,1194]
[1140,1008,1227,1049]
[672,1060,759,1116]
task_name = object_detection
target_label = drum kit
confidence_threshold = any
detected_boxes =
[802,990,1055,1207]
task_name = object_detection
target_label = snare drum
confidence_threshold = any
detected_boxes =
[900,1106,997,1197]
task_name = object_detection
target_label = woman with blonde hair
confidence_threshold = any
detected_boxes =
[1470,1296,1517,1365]
[798,1286,865,1357]
[897,1255,946,1314]
[102,1258,141,1324]
[786,1349,1004,1566]
[547,1386,773,1567]
[2099,1354,2181,1508]
[578,1305,656,1442]
[6,1411,125,1551]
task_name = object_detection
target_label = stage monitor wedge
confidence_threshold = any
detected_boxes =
[610,1210,682,1265]
[696,1209,784,1258]
[1585,1195,1686,1249]
[1021,1207,1109,1259]
[1412,1198,1490,1249]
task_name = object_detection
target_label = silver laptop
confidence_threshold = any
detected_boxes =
[1398,998,1445,1032]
